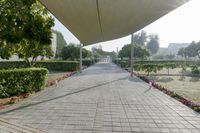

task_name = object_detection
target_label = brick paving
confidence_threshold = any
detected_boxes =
[0,61,200,133]
[0,118,46,133]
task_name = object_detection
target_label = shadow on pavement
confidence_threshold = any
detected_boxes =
[0,76,132,115]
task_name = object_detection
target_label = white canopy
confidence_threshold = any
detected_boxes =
[40,0,189,46]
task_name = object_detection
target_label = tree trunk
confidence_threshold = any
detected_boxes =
[25,58,31,67]
[30,57,37,67]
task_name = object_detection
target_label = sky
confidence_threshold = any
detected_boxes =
[53,0,200,52]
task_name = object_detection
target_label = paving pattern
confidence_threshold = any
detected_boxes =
[0,62,200,133]
[0,118,46,133]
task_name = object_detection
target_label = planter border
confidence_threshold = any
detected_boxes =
[124,68,200,113]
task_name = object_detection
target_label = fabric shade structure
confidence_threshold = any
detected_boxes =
[40,0,189,46]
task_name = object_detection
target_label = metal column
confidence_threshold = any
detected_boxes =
[80,43,82,73]
[131,34,134,77]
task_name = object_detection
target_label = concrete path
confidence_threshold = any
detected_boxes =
[0,118,46,133]
[0,62,200,133]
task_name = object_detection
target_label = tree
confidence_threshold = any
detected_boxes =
[184,41,198,58]
[53,30,67,58]
[91,46,115,57]
[61,44,91,60]
[178,48,186,58]
[133,31,147,46]
[61,44,79,60]
[147,35,159,55]
[16,40,53,66]
[119,44,150,60]
[165,54,175,60]
[82,48,92,59]
[0,0,54,66]
[178,41,200,59]
[165,63,176,75]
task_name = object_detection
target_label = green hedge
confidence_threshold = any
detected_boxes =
[0,68,48,98]
[0,61,28,69]
[0,61,79,71]
[191,65,200,75]
[113,59,199,68]
[36,61,79,71]
[82,59,95,66]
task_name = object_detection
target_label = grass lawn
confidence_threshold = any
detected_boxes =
[150,76,200,103]
[134,68,200,103]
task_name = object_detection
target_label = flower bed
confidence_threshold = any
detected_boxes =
[123,68,200,112]
[138,75,200,113]
[0,93,30,109]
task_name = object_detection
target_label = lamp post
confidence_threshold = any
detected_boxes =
[116,47,118,64]
[80,43,82,73]
[131,34,134,77]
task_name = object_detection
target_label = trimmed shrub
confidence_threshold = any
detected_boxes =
[0,61,79,71]
[0,61,28,69]
[191,65,200,75]
[113,59,200,68]
[0,68,48,98]
[82,59,95,66]
[119,61,128,68]
[35,61,79,71]
[113,60,129,68]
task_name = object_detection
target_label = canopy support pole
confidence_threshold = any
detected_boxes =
[131,34,134,77]
[80,43,82,73]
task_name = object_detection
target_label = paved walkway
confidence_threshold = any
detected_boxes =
[0,62,200,133]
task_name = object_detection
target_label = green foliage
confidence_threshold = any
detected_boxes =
[61,44,79,60]
[0,0,54,65]
[53,30,67,58]
[114,60,182,75]
[119,61,129,68]
[114,60,199,68]
[0,61,79,71]
[82,48,92,59]
[61,44,92,60]
[114,59,200,76]
[147,35,159,55]
[165,63,176,69]
[132,31,147,46]
[178,41,200,58]
[178,48,186,58]
[91,46,116,58]
[82,59,95,66]
[0,68,47,98]
[0,61,29,69]
[191,65,200,75]
[165,63,176,75]
[140,64,164,75]
[133,64,141,72]
[36,61,79,71]
[16,40,54,66]
[119,44,150,60]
